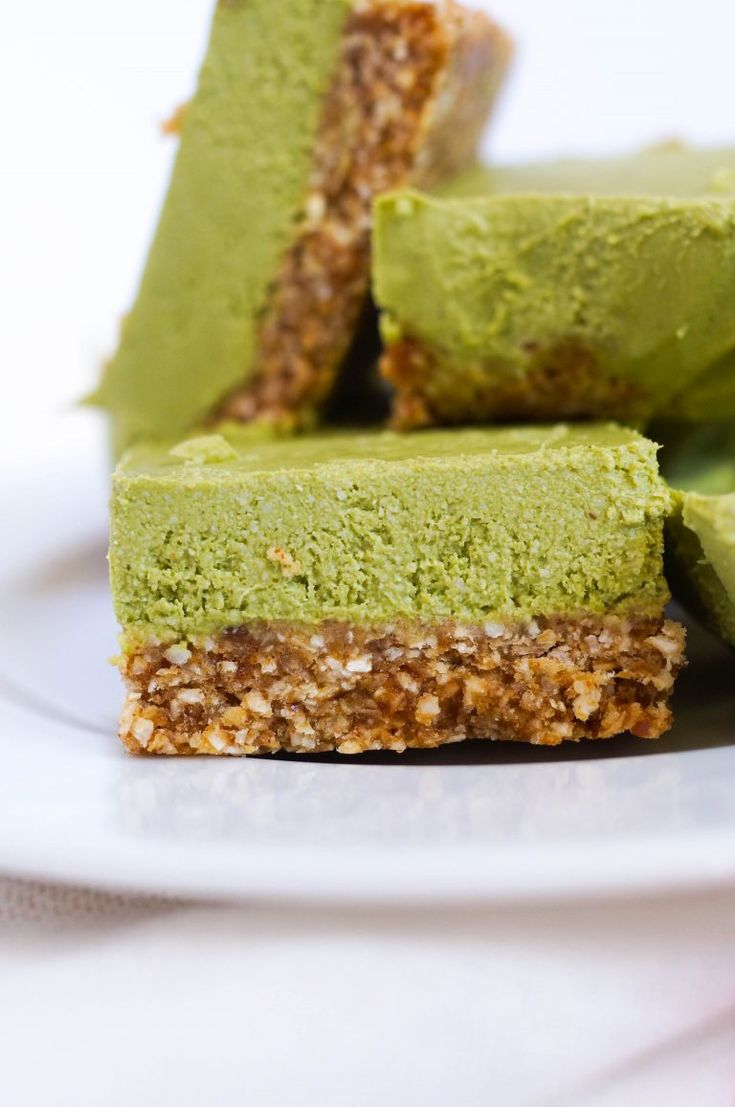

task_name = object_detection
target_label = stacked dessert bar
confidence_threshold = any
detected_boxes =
[97,0,735,755]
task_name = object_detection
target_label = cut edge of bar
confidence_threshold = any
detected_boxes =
[219,0,512,428]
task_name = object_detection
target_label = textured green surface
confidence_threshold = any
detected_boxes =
[374,189,735,421]
[92,0,351,448]
[440,145,735,199]
[439,147,735,424]
[681,492,735,645]
[661,423,735,646]
[111,424,671,645]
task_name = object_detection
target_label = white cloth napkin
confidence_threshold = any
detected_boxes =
[1,877,733,1107]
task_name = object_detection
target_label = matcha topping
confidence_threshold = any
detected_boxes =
[668,490,735,647]
[169,435,239,465]
[683,493,735,604]
[111,424,671,644]
[374,189,735,419]
[92,0,352,447]
[440,145,735,200]
[660,422,735,645]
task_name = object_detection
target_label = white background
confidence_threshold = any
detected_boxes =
[1,0,734,462]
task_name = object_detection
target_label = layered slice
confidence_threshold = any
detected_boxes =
[661,423,735,647]
[91,0,512,451]
[374,161,735,429]
[110,425,685,755]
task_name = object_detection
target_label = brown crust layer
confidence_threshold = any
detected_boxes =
[383,335,643,430]
[119,615,685,756]
[220,0,511,427]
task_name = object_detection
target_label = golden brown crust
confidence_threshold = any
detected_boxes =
[383,335,643,430]
[118,614,685,756]
[220,0,511,426]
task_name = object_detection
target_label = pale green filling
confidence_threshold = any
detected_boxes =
[440,145,735,200]
[111,424,671,646]
[680,492,735,645]
[374,188,735,420]
[438,147,735,422]
[661,422,735,646]
[92,0,351,449]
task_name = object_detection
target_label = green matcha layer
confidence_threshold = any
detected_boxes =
[111,425,685,755]
[660,423,735,647]
[374,182,735,428]
[441,144,735,200]
[112,423,672,642]
[438,145,735,426]
[91,0,511,451]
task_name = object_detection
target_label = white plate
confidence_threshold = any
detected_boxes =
[0,451,733,905]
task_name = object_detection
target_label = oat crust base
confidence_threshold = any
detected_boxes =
[119,615,685,756]
[382,336,643,430]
